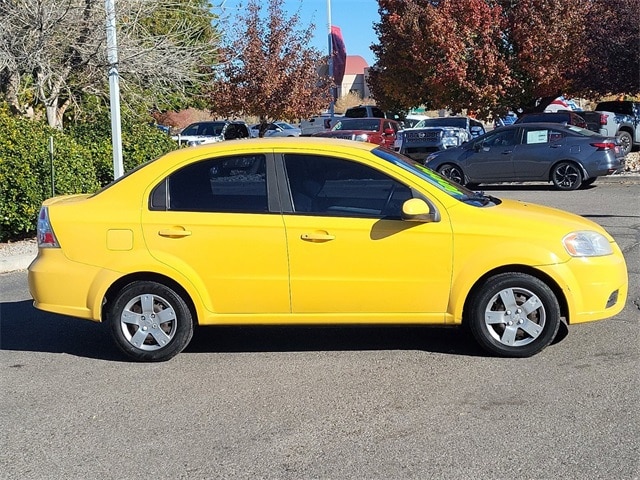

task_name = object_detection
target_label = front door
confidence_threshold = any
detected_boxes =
[281,153,453,317]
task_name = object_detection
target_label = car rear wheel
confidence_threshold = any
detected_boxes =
[437,164,466,186]
[617,131,632,156]
[109,281,194,362]
[552,161,582,190]
[467,273,561,357]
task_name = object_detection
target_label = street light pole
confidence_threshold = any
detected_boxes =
[105,0,124,179]
[327,0,335,123]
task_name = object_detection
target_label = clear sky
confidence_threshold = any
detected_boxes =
[218,0,381,66]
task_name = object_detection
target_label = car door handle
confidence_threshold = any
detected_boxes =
[501,150,513,154]
[301,232,335,242]
[550,144,563,148]
[158,228,192,238]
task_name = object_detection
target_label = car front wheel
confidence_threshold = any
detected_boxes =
[467,273,561,357]
[552,161,582,190]
[109,281,194,362]
[437,164,466,186]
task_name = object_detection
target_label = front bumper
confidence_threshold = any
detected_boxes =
[538,246,628,324]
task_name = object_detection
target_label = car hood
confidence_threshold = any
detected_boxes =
[475,198,613,241]
[444,197,617,266]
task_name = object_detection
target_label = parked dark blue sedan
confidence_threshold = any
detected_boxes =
[425,123,625,190]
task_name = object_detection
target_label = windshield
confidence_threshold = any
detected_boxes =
[414,118,467,129]
[372,148,499,206]
[181,123,225,136]
[333,119,380,131]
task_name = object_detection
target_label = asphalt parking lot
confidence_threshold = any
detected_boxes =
[1,177,638,480]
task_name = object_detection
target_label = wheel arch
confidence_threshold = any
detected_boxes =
[102,272,199,326]
[547,159,588,183]
[460,265,569,328]
[436,162,469,184]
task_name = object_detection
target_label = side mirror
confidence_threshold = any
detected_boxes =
[401,198,438,222]
[384,128,396,135]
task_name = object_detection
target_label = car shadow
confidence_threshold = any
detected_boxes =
[1,300,492,360]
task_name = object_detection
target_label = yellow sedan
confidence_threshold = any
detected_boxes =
[28,138,628,361]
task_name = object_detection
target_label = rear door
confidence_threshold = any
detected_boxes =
[513,126,566,179]
[142,153,290,314]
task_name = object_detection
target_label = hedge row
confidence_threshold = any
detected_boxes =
[0,106,177,241]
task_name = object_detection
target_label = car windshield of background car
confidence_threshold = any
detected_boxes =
[414,118,467,129]
[182,123,225,136]
[334,119,379,131]
[371,148,490,203]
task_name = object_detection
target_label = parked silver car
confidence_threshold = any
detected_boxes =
[172,121,251,146]
[425,123,625,190]
[251,122,302,138]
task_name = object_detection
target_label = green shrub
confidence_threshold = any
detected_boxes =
[0,108,99,240]
[0,105,177,241]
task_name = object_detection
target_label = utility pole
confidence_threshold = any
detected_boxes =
[327,0,335,124]
[105,0,124,179]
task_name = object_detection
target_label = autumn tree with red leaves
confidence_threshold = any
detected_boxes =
[370,0,512,118]
[207,0,331,137]
[370,0,637,119]
[570,0,640,96]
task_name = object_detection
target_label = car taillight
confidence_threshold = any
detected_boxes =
[590,142,618,151]
[599,114,609,125]
[37,207,60,248]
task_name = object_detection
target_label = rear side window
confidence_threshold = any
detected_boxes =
[150,155,268,213]
[524,128,564,145]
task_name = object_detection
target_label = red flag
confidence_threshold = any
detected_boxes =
[330,26,347,87]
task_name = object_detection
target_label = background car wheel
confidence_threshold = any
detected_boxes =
[552,161,582,190]
[617,131,632,156]
[437,164,466,186]
[467,273,561,357]
[109,281,194,362]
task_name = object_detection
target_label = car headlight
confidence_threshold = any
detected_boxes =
[563,231,613,257]
[354,134,369,142]
[442,130,463,147]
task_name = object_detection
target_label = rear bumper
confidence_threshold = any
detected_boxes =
[28,249,115,322]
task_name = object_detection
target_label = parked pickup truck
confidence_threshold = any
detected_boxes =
[592,101,640,155]
[394,116,486,161]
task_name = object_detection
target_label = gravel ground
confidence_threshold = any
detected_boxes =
[0,237,37,258]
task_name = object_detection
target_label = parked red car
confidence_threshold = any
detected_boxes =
[313,117,399,148]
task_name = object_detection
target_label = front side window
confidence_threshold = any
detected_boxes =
[480,129,519,148]
[284,154,413,218]
[152,155,268,213]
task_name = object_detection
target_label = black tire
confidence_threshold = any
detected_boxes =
[617,131,632,156]
[108,281,194,362]
[466,273,561,357]
[551,161,583,190]
[437,164,466,186]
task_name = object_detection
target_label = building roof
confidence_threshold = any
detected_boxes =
[345,55,369,75]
